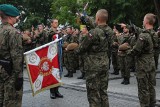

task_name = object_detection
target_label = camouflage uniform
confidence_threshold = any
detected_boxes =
[75,25,109,107]
[156,31,160,69]
[47,27,64,99]
[98,25,114,69]
[0,22,23,107]
[36,29,48,47]
[152,32,159,69]
[48,28,57,42]
[128,29,156,107]
[84,17,113,69]
[63,34,78,77]
[111,34,119,74]
[78,33,87,79]
[118,33,131,84]
[127,35,137,72]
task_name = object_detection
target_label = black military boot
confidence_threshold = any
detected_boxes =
[130,67,135,72]
[73,70,76,73]
[77,72,85,79]
[50,88,56,99]
[111,69,119,75]
[50,89,56,99]
[55,87,63,98]
[64,71,69,77]
[121,78,125,84]
[68,71,73,78]
[124,78,130,85]
[50,93,56,99]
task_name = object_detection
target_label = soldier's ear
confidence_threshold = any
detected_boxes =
[97,17,100,21]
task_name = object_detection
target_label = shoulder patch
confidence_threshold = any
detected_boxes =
[139,37,143,41]
[88,33,92,38]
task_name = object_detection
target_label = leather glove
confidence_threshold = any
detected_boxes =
[15,77,23,91]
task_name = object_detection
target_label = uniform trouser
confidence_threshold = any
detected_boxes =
[64,52,77,72]
[129,55,135,70]
[86,70,109,107]
[119,55,130,78]
[111,52,119,71]
[154,52,159,69]
[0,66,16,107]
[79,56,85,73]
[50,87,59,94]
[15,88,23,107]
[136,71,156,107]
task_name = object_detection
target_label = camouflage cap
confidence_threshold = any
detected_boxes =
[0,4,20,17]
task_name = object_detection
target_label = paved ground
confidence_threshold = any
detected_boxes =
[22,65,160,107]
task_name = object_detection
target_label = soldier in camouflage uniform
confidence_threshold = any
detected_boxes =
[111,27,120,75]
[77,26,88,79]
[127,31,137,73]
[63,26,78,78]
[154,27,160,69]
[47,19,64,99]
[127,13,156,107]
[156,28,160,69]
[84,12,114,69]
[75,9,110,107]
[118,26,131,85]
[36,24,48,47]
[0,4,23,107]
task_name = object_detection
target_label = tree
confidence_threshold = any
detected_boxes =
[0,0,157,29]
[80,0,155,27]
[50,0,81,27]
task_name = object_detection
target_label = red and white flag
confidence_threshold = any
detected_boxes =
[25,42,62,96]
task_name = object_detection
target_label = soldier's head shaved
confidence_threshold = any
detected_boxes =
[96,9,108,23]
[144,13,156,25]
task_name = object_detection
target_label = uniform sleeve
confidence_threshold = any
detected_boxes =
[153,32,159,48]
[85,16,96,29]
[129,33,145,56]
[9,30,23,75]
[108,28,115,47]
[48,30,56,42]
[75,29,96,54]
[72,35,79,43]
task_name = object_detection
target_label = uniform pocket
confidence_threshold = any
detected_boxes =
[0,65,10,81]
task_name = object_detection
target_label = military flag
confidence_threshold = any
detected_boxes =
[24,39,63,96]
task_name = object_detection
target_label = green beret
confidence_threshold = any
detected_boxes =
[0,4,20,17]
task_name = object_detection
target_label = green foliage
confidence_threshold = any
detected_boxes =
[80,0,155,27]
[0,0,158,29]
[0,0,53,29]
[50,0,80,27]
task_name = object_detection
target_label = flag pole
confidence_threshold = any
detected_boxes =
[24,35,66,55]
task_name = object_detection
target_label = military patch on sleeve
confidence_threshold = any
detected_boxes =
[139,37,143,41]
[88,33,92,38]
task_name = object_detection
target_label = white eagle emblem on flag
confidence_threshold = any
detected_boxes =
[25,42,62,96]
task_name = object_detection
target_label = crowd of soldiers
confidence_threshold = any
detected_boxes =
[0,3,160,107]
[22,20,89,79]
[25,11,160,107]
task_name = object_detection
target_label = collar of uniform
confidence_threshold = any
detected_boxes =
[142,28,154,33]
[97,24,108,28]
[2,22,13,27]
